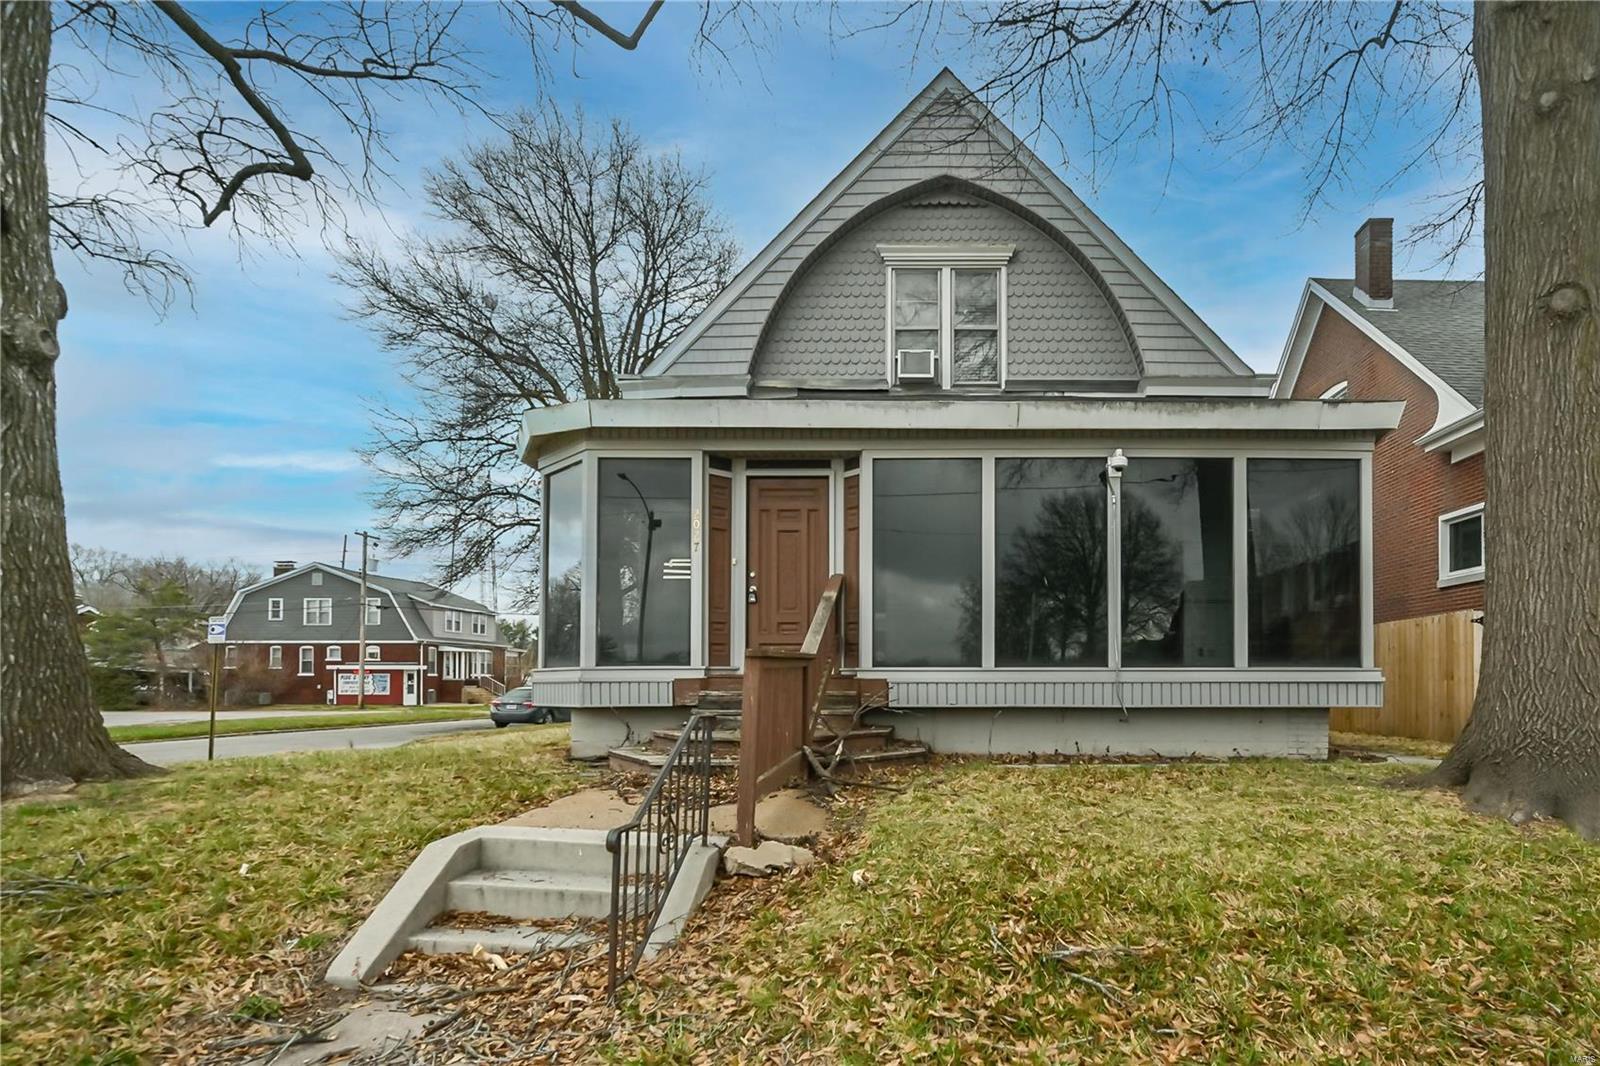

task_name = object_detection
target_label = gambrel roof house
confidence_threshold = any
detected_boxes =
[517,70,1403,763]
[219,561,506,706]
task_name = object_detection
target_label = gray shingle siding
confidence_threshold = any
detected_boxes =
[661,89,1238,384]
[753,197,1137,383]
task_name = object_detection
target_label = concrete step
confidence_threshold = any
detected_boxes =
[609,746,739,775]
[408,923,600,957]
[476,832,613,877]
[445,869,619,920]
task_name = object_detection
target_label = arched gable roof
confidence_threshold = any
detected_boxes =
[641,70,1249,388]
[752,178,1141,383]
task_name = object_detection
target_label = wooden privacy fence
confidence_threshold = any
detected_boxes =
[737,574,843,846]
[1331,608,1482,742]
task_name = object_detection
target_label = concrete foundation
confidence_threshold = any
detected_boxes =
[865,706,1330,759]
[570,707,687,759]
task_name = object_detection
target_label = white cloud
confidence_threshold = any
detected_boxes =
[211,451,362,474]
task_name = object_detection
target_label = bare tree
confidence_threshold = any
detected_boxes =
[338,106,738,600]
[864,1,1597,835]
[0,0,698,796]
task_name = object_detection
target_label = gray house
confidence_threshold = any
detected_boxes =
[219,561,506,705]
[517,71,1401,761]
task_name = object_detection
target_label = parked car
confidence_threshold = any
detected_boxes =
[489,688,570,727]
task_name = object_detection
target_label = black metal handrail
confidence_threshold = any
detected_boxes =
[605,712,716,992]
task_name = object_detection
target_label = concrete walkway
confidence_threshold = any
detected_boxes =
[501,786,830,841]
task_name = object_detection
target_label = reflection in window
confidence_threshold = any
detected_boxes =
[542,465,583,667]
[873,459,981,667]
[995,458,1107,666]
[953,270,999,384]
[597,459,692,665]
[892,269,940,368]
[1247,459,1361,666]
[1120,459,1233,667]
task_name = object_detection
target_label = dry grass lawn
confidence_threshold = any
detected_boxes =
[607,760,1599,1064]
[0,725,580,1063]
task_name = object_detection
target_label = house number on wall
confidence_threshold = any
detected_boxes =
[691,508,701,551]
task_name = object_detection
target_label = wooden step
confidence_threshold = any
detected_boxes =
[608,746,739,775]
[644,724,895,756]
[823,742,931,777]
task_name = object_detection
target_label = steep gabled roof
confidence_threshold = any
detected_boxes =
[1273,278,1482,437]
[219,562,495,643]
[1311,278,1484,406]
[638,69,1248,389]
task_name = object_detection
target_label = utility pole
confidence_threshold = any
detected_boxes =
[354,531,378,709]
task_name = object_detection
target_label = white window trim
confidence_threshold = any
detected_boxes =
[1319,380,1350,401]
[471,613,488,636]
[366,644,381,661]
[365,597,382,626]
[326,645,342,662]
[268,645,283,670]
[303,597,332,626]
[443,609,463,633]
[1438,502,1486,587]
[298,646,315,676]
[427,646,438,675]
[267,597,283,621]
[880,246,1013,390]
[224,645,238,668]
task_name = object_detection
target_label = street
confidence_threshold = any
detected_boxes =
[101,708,406,727]
[122,718,497,766]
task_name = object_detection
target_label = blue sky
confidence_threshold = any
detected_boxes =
[54,1,1479,609]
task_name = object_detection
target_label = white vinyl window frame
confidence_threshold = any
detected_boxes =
[427,646,438,675]
[471,613,488,636]
[1438,502,1486,587]
[224,645,238,668]
[365,597,382,626]
[267,597,283,621]
[302,597,332,626]
[326,645,342,662]
[365,644,381,661]
[268,645,283,670]
[1319,380,1351,401]
[879,244,1013,390]
[298,645,315,675]
[443,609,463,633]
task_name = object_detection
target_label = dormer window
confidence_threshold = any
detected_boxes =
[880,244,1011,388]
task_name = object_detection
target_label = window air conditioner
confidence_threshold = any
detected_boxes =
[895,348,937,382]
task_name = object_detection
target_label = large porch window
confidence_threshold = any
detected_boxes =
[865,451,1368,671]
[1120,458,1234,667]
[542,465,583,667]
[995,458,1105,666]
[597,458,692,665]
[1246,458,1361,666]
[871,459,981,667]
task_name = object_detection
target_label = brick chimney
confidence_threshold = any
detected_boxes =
[273,560,296,576]
[1353,217,1394,307]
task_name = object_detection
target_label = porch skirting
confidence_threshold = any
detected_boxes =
[865,706,1329,759]
[568,705,1331,761]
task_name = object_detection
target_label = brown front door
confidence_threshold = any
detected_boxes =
[747,477,830,649]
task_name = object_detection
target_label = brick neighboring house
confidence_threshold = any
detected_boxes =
[1273,218,1485,739]
[218,561,508,706]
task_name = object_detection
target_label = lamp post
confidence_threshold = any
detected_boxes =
[616,472,661,663]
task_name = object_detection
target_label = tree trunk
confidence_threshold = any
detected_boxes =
[1425,1,1600,837]
[1,1,157,794]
